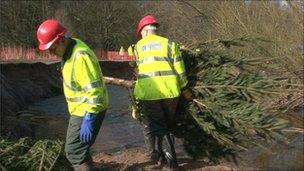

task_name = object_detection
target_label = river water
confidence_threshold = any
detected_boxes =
[27,85,146,154]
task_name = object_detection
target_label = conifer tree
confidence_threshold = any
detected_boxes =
[172,36,289,160]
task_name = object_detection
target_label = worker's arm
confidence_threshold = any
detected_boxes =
[171,42,188,89]
[74,52,106,114]
[170,42,193,100]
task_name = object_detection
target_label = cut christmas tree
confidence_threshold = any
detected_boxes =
[172,35,290,160]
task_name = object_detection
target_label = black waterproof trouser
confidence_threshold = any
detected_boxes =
[140,97,179,168]
[65,110,106,165]
[140,97,179,135]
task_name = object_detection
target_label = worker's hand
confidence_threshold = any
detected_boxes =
[131,105,141,120]
[80,112,97,143]
[182,89,193,101]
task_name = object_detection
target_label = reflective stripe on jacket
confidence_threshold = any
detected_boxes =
[62,38,109,116]
[134,34,188,100]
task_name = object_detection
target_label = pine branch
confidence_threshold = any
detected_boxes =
[0,138,69,170]
[174,35,290,159]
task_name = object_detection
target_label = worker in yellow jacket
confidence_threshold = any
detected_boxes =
[36,19,109,171]
[133,15,192,169]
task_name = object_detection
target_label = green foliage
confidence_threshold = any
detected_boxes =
[173,36,290,160]
[0,137,70,171]
[0,138,32,170]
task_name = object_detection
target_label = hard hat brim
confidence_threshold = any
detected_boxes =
[137,23,159,38]
[38,29,66,50]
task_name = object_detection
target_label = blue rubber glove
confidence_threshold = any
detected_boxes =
[80,112,97,143]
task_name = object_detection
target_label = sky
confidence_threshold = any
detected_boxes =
[245,0,289,7]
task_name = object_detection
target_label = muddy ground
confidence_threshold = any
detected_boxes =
[0,62,303,170]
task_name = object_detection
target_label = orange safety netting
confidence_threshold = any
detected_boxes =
[0,46,135,62]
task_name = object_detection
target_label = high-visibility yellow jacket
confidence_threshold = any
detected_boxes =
[62,38,109,116]
[134,34,188,100]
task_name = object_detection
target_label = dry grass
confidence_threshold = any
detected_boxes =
[146,1,303,110]
[207,1,303,110]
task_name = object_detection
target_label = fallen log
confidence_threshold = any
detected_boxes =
[104,76,134,88]
[103,76,138,113]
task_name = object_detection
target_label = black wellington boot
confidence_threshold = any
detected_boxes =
[156,135,167,166]
[144,133,159,162]
[163,134,178,169]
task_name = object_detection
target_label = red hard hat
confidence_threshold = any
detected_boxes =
[36,19,67,50]
[136,15,159,37]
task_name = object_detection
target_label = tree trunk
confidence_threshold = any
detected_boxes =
[104,76,134,88]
